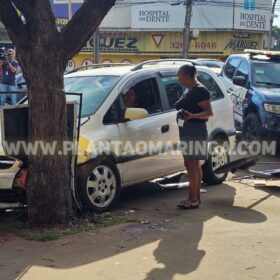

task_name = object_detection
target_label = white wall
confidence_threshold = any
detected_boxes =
[234,0,271,31]
[101,5,131,29]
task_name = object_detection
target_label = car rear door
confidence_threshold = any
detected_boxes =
[157,71,185,171]
[197,69,235,135]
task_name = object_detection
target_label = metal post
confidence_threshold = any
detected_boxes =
[94,28,100,64]
[183,0,193,59]
[68,0,72,20]
[269,0,277,50]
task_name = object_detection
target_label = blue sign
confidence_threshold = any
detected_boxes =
[244,0,256,11]
[50,0,82,25]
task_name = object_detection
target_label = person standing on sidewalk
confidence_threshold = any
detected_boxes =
[175,64,213,209]
[0,49,19,106]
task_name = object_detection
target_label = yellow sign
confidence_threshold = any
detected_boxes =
[73,31,265,66]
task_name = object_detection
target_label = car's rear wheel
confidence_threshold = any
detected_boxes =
[202,138,230,185]
[77,159,121,213]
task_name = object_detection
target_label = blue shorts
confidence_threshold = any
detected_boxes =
[0,83,18,106]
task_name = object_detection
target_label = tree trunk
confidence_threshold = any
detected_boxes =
[21,49,72,225]
[0,0,116,225]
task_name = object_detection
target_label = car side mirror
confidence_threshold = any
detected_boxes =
[233,76,247,87]
[124,108,148,121]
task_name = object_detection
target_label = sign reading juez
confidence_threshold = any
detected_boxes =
[234,0,270,31]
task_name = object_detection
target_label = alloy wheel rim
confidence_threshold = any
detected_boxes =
[211,144,229,178]
[86,165,117,208]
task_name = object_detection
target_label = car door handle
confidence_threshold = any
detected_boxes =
[161,125,170,133]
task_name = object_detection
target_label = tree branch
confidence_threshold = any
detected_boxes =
[61,0,116,63]
[0,0,28,48]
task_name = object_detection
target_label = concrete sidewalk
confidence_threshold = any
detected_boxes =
[0,176,280,280]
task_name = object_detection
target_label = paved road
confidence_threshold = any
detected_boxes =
[1,163,280,280]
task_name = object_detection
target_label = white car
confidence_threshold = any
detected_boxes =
[0,61,236,212]
[66,62,236,212]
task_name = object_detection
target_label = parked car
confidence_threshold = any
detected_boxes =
[148,58,224,72]
[0,61,236,212]
[220,49,280,140]
[191,59,224,69]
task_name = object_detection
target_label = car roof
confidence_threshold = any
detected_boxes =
[227,54,249,59]
[65,66,133,78]
[227,53,280,63]
[195,58,223,62]
[65,64,216,79]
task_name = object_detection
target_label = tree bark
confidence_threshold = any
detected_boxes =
[23,56,71,225]
[0,0,115,225]
[17,20,72,225]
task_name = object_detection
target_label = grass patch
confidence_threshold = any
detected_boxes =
[0,212,137,242]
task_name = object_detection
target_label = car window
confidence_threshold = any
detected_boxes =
[197,72,224,101]
[224,58,241,79]
[235,60,249,80]
[103,97,121,125]
[160,76,184,109]
[123,78,162,115]
[64,75,120,118]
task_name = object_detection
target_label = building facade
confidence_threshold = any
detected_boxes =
[53,0,271,69]
[72,30,265,68]
[0,23,13,49]
[1,0,272,68]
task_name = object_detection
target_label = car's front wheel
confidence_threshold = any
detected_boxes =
[243,113,261,140]
[202,138,230,185]
[77,159,121,213]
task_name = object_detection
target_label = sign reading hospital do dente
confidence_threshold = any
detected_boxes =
[234,0,271,31]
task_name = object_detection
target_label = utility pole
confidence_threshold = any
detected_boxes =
[94,28,100,64]
[183,0,193,58]
[68,0,72,20]
[269,0,277,50]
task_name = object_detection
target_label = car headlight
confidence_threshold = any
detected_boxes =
[264,103,280,115]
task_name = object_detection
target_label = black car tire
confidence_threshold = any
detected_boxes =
[202,137,230,185]
[243,113,261,140]
[77,159,121,213]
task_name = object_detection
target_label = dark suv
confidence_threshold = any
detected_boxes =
[220,50,280,140]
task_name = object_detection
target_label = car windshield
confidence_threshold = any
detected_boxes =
[252,62,280,87]
[65,75,120,118]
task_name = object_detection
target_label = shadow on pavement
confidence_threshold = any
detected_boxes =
[120,182,267,280]
[0,181,268,280]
